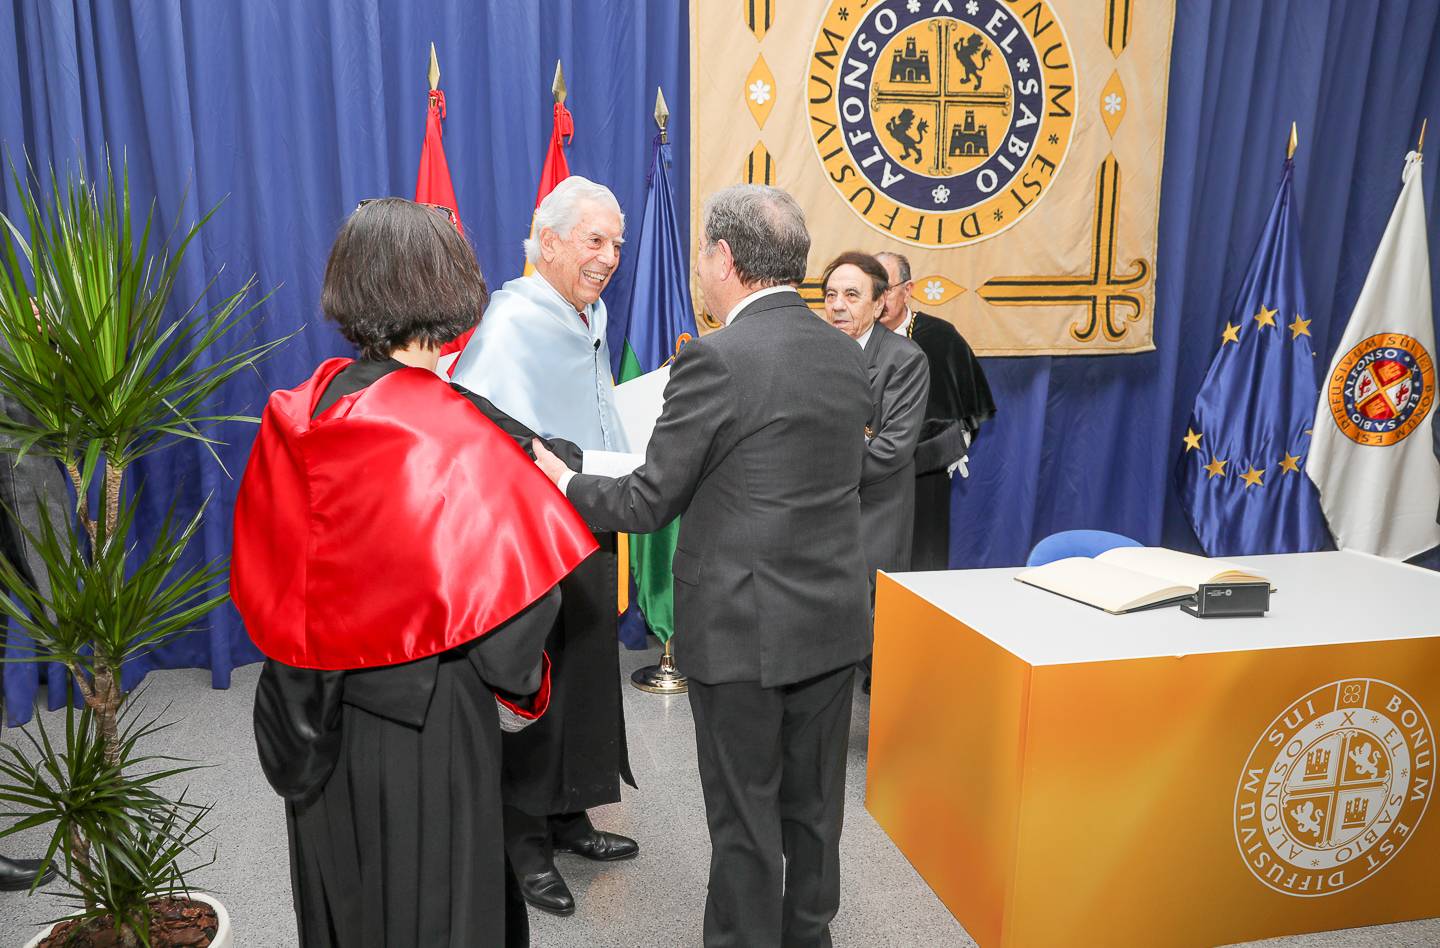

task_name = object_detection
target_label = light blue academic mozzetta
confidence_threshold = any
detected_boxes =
[450,271,629,452]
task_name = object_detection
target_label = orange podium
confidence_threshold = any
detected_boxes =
[867,551,1440,947]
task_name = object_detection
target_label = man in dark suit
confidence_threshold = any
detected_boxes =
[533,184,872,948]
[874,251,996,571]
[820,252,929,595]
[0,351,64,891]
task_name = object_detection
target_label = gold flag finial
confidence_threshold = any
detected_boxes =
[655,87,670,143]
[1419,118,1428,155]
[552,60,567,105]
[1287,122,1298,160]
[428,43,440,92]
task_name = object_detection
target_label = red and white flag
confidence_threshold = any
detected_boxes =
[522,98,574,276]
[413,82,471,374]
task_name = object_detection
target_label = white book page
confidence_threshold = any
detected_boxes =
[1097,547,1267,588]
[581,450,644,478]
[1015,557,1191,613]
[613,365,669,453]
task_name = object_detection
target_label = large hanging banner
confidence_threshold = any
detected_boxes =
[691,0,1175,355]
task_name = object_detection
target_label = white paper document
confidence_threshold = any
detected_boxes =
[613,365,669,453]
[582,450,645,478]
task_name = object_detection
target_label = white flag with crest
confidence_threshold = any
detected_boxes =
[1307,150,1440,558]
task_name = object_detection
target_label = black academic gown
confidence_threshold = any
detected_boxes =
[252,358,563,948]
[473,414,636,820]
[908,312,996,570]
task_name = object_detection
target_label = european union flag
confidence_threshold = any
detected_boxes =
[1177,157,1329,556]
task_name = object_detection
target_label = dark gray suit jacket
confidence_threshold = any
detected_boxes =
[859,322,929,583]
[0,386,68,716]
[567,290,873,687]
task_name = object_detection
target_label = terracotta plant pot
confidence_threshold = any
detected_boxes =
[23,893,231,948]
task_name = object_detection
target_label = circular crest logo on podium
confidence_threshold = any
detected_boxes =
[1233,679,1434,897]
[807,0,1076,247]
[1325,333,1435,446]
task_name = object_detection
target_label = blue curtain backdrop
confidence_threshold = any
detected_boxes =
[0,2,1437,722]
[0,0,687,724]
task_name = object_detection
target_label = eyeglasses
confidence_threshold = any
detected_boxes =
[355,198,459,228]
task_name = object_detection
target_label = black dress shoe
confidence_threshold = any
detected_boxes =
[553,829,639,862]
[518,867,575,916]
[0,855,56,892]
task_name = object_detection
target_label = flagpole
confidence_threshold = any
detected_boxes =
[631,85,688,696]
[654,86,669,145]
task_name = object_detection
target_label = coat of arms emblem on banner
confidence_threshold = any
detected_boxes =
[691,0,1176,355]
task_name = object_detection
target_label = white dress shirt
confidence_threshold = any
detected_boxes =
[724,284,797,326]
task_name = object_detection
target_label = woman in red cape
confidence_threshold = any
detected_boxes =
[233,199,595,948]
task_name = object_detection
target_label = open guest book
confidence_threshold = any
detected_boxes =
[1015,547,1273,614]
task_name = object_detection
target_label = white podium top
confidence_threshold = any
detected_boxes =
[884,551,1440,667]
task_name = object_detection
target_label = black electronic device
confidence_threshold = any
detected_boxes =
[1180,581,1270,618]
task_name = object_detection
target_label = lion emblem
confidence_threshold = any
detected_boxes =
[1349,741,1381,779]
[884,108,929,163]
[953,33,992,90]
[1290,800,1324,839]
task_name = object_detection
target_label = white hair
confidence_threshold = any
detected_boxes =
[522,175,625,264]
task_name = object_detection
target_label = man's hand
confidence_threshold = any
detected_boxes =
[532,438,573,485]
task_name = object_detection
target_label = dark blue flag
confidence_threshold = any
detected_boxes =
[1176,157,1329,556]
[610,137,696,382]
[611,134,697,648]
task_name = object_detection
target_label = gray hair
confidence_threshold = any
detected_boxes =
[875,251,912,283]
[523,175,625,264]
[701,185,809,287]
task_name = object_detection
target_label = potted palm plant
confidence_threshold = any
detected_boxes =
[0,161,286,946]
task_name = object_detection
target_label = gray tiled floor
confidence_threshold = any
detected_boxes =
[2,648,1437,946]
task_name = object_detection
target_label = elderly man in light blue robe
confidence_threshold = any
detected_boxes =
[452,180,627,452]
[450,175,638,919]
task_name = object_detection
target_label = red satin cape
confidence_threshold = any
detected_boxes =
[231,358,597,670]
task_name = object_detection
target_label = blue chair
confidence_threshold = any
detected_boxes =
[1026,529,1143,567]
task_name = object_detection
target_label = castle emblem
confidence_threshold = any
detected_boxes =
[1325,333,1435,446]
[890,36,931,83]
[806,0,1076,248]
[949,110,989,158]
[1233,679,1434,897]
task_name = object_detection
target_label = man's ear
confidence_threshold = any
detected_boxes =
[716,239,735,281]
[539,227,559,263]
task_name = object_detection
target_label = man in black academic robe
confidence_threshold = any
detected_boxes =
[449,178,638,918]
[875,252,996,570]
